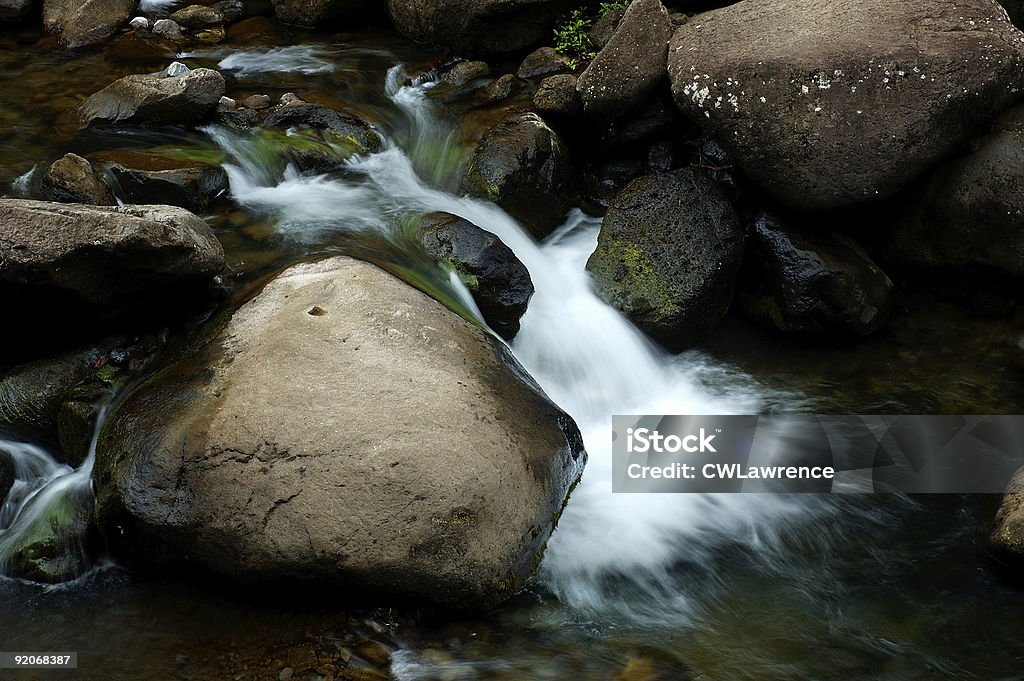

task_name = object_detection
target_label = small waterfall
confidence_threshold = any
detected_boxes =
[208,65,833,626]
[0,403,109,583]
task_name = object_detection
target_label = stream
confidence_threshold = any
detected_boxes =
[2,18,1024,681]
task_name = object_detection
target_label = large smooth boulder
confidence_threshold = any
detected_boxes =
[668,0,1024,211]
[40,154,116,206]
[388,0,573,55]
[95,256,585,608]
[0,0,33,22]
[461,113,576,240]
[43,0,136,48]
[740,214,893,337]
[577,0,671,121]
[885,105,1024,279]
[91,151,228,211]
[586,169,745,348]
[272,0,371,25]
[74,65,225,129]
[0,199,224,309]
[417,212,534,340]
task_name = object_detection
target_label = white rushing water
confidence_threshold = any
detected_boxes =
[208,64,828,626]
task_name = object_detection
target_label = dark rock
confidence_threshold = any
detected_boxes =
[417,212,534,339]
[885,105,1024,279]
[170,4,224,27]
[461,112,577,239]
[0,345,108,443]
[152,18,184,40]
[272,0,371,26]
[57,400,99,468]
[668,0,1024,211]
[483,74,518,103]
[534,74,581,118]
[241,94,272,109]
[578,0,671,121]
[586,169,745,348]
[40,154,116,206]
[211,0,246,22]
[646,140,673,173]
[95,256,585,609]
[589,6,623,51]
[600,93,674,152]
[92,151,229,211]
[442,60,491,87]
[263,102,380,152]
[74,65,225,129]
[0,199,225,311]
[0,0,34,22]
[388,0,574,55]
[516,47,570,79]
[741,213,893,337]
[43,0,135,48]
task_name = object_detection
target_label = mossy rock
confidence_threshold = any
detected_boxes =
[586,169,746,349]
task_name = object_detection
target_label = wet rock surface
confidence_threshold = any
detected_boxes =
[95,256,585,609]
[586,169,746,348]
[74,64,226,129]
[40,153,116,206]
[668,0,1024,211]
[740,214,893,337]
[417,211,535,340]
[461,112,577,240]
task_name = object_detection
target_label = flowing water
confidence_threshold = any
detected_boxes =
[2,24,1024,681]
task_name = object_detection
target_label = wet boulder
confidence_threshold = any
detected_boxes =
[461,112,576,240]
[95,256,585,609]
[577,0,671,121]
[254,101,381,173]
[740,214,893,338]
[516,47,570,80]
[586,169,746,348]
[534,74,582,119]
[169,4,225,28]
[885,105,1024,279]
[668,0,1024,211]
[388,0,574,55]
[43,0,135,48]
[417,212,534,340]
[0,199,224,314]
[40,154,116,206]
[263,102,380,150]
[92,151,228,211]
[74,63,225,129]
[0,0,34,22]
